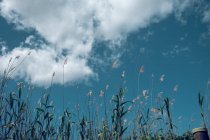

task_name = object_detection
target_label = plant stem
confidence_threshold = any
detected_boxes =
[63,65,64,113]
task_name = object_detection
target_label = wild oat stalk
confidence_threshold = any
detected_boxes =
[79,116,87,140]
[87,91,94,140]
[111,87,131,140]
[33,93,55,139]
[59,109,73,140]
[164,97,174,138]
[98,120,110,140]
[63,58,67,113]
[198,92,207,128]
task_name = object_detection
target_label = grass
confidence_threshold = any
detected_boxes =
[0,59,209,139]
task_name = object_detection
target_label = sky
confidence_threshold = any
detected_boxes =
[1,0,210,134]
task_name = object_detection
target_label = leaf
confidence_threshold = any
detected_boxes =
[156,117,162,120]
[198,92,204,107]
[146,108,150,120]
[18,86,22,99]
[36,107,44,113]
[36,120,43,128]
[121,110,128,118]
[112,99,118,103]
[120,127,128,137]
[46,105,54,109]
[44,112,49,120]
[9,94,14,108]
[45,94,50,105]
[120,101,132,106]
[138,115,143,125]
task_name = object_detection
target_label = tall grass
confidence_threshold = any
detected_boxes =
[0,62,209,139]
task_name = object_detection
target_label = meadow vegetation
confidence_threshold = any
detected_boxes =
[0,57,209,140]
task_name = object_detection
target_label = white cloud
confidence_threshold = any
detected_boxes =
[203,9,210,23]
[95,0,173,40]
[0,37,93,87]
[0,41,7,55]
[173,0,194,24]
[0,0,192,86]
[162,45,190,57]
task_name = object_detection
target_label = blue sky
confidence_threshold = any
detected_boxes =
[1,0,210,134]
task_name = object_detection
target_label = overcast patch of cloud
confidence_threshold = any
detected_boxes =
[0,0,193,86]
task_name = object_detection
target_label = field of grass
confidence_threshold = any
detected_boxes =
[0,60,209,140]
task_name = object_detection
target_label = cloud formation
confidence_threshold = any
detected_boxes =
[203,9,210,23]
[0,36,93,87]
[162,45,190,57]
[0,0,192,86]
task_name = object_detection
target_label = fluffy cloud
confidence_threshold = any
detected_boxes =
[0,36,93,87]
[95,0,173,40]
[0,0,192,86]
